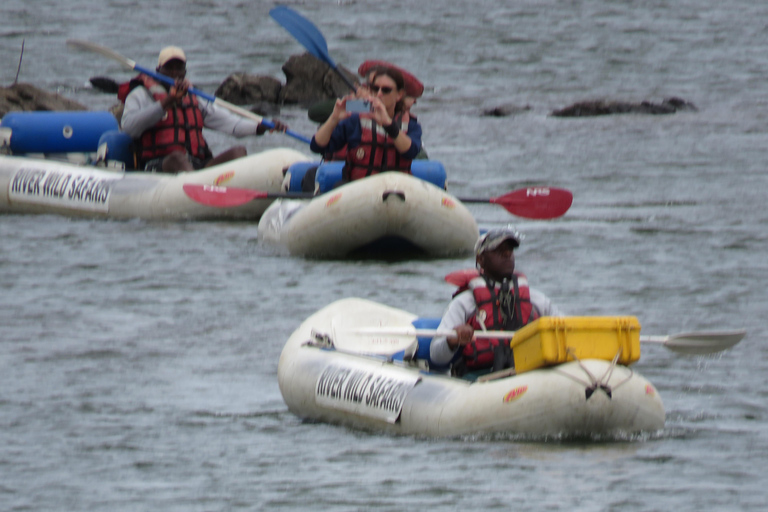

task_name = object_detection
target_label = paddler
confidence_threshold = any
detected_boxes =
[310,65,423,183]
[430,228,562,378]
[121,46,289,172]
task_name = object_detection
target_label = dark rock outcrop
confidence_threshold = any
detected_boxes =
[214,73,282,105]
[1,83,87,117]
[278,52,356,106]
[551,97,698,117]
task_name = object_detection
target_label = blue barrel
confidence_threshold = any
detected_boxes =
[0,111,119,154]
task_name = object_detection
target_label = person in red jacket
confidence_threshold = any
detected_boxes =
[430,228,562,377]
[121,46,287,172]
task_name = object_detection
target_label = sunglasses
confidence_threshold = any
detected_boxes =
[369,85,395,94]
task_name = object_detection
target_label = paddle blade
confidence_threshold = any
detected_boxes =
[270,6,335,67]
[67,39,135,69]
[490,187,573,219]
[182,184,266,208]
[660,330,746,355]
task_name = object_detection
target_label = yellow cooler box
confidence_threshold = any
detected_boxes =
[511,316,641,373]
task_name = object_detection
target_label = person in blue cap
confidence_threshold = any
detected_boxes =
[430,227,562,377]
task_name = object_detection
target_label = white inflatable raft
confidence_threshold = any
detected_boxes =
[258,172,480,258]
[0,149,310,220]
[278,298,666,438]
[0,110,311,220]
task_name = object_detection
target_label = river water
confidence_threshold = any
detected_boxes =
[2,0,767,510]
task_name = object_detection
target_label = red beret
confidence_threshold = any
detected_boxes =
[358,60,424,98]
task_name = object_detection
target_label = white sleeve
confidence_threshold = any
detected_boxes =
[429,291,476,365]
[200,100,261,137]
[530,288,564,317]
[121,87,165,139]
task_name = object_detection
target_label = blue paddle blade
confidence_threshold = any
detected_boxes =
[270,6,336,67]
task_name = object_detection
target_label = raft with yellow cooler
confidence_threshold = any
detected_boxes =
[0,111,311,220]
[278,298,670,438]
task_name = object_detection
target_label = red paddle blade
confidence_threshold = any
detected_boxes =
[490,187,573,219]
[182,183,267,208]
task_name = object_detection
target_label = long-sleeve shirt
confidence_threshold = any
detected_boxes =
[429,288,563,366]
[121,85,261,140]
[309,114,422,160]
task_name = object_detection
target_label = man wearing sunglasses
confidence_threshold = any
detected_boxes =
[310,66,422,182]
[121,46,288,172]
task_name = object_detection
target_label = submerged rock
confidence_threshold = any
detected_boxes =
[482,104,532,117]
[551,97,698,117]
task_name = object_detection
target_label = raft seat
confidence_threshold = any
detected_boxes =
[95,130,135,170]
[390,317,453,373]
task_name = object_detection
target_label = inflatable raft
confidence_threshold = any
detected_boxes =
[278,298,666,438]
[258,161,479,258]
[0,111,311,220]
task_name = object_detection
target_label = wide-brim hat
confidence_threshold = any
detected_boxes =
[358,60,424,98]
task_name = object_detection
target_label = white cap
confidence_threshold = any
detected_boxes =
[158,46,186,67]
[474,227,523,256]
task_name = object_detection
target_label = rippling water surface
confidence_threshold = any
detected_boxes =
[2,1,767,510]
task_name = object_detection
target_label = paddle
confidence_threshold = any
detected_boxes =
[182,183,573,219]
[349,327,746,355]
[66,39,312,144]
[269,5,357,92]
[89,76,120,93]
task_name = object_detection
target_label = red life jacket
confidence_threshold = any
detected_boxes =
[129,75,211,166]
[451,270,539,372]
[344,112,412,181]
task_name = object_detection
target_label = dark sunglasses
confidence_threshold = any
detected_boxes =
[369,85,394,94]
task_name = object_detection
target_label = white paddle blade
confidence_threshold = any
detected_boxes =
[650,329,746,355]
[66,39,135,69]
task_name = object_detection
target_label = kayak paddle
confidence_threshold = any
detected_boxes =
[66,39,312,144]
[349,327,746,355]
[269,5,357,91]
[182,183,573,219]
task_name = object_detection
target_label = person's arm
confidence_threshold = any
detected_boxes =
[310,115,358,156]
[396,118,421,159]
[429,291,476,365]
[121,87,165,138]
[530,288,564,317]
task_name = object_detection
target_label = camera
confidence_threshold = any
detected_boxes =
[346,99,372,113]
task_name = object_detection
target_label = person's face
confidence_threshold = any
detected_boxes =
[158,59,186,80]
[370,75,404,114]
[478,240,516,281]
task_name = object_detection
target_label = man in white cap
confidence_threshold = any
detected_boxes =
[121,46,288,172]
[430,227,562,377]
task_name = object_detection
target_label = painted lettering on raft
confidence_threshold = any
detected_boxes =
[316,365,412,414]
[503,385,528,403]
[10,167,112,206]
[214,171,235,186]
[325,193,342,207]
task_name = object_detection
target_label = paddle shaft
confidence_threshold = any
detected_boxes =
[67,39,311,144]
[351,327,745,355]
